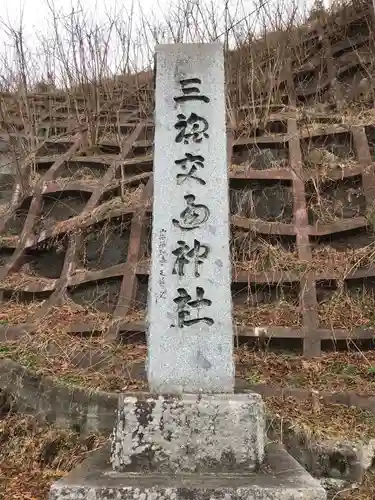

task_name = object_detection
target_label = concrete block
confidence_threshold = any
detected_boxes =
[269,417,375,482]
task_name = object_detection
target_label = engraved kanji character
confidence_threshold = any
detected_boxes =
[172,194,210,231]
[174,78,210,103]
[174,113,209,144]
[175,153,206,185]
[172,239,209,277]
[172,287,214,328]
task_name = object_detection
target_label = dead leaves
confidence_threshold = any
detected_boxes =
[0,414,106,500]
[236,349,375,395]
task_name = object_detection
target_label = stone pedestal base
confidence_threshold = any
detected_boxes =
[49,392,327,499]
[111,393,265,473]
[49,444,327,500]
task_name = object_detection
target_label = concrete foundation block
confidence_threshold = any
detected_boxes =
[49,443,327,500]
[110,392,265,473]
[269,417,375,482]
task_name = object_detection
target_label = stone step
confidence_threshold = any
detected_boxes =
[49,443,327,500]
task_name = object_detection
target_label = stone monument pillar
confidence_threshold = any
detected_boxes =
[49,44,327,500]
[147,43,234,395]
[111,42,265,475]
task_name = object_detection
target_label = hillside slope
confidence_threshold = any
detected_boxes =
[0,0,374,360]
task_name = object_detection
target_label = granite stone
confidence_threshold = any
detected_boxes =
[148,43,234,394]
[110,393,265,473]
[49,443,327,500]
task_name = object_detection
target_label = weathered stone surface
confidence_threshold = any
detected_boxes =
[269,417,375,482]
[148,43,234,394]
[0,359,117,435]
[111,393,265,472]
[49,443,327,500]
[319,477,356,496]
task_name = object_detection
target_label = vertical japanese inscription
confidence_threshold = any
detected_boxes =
[158,229,167,300]
[171,77,214,328]
[149,43,233,393]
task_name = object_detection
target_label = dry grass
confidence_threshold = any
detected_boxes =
[230,157,289,171]
[137,255,151,267]
[266,396,375,441]
[304,148,359,180]
[30,169,42,187]
[0,235,19,247]
[366,200,375,232]
[0,300,45,325]
[298,104,375,133]
[1,272,55,291]
[230,185,293,222]
[0,297,113,331]
[34,298,113,334]
[0,203,10,217]
[58,166,106,181]
[307,183,363,225]
[340,107,375,127]
[3,327,375,395]
[318,287,375,329]
[333,469,375,500]
[58,175,103,187]
[52,188,144,235]
[299,118,342,134]
[236,349,375,394]
[231,231,304,275]
[234,301,301,327]
[0,329,147,392]
[0,408,374,500]
[0,413,106,499]
[123,308,146,323]
[310,243,375,277]
[1,405,374,499]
